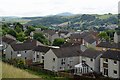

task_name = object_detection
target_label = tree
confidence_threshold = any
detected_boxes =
[17,32,26,42]
[8,29,17,37]
[106,30,115,40]
[25,26,35,36]
[15,26,22,33]
[98,32,110,41]
[53,38,65,46]
[14,22,23,30]
[33,33,49,45]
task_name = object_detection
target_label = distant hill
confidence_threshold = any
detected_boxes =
[1,14,118,30]
[26,14,118,29]
[55,12,74,16]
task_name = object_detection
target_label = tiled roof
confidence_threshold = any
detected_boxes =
[43,30,56,36]
[84,34,97,44]
[58,31,69,35]
[60,42,81,48]
[11,42,36,51]
[52,46,82,58]
[97,42,120,49]
[33,45,50,53]
[80,48,102,58]
[70,31,98,39]
[101,50,120,61]
[2,36,16,44]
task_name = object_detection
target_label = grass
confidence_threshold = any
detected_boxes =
[1,61,71,80]
[1,61,41,78]
[97,14,114,19]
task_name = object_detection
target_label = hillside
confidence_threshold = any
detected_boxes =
[25,14,118,30]
[2,61,41,78]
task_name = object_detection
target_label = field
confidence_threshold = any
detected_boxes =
[1,61,41,78]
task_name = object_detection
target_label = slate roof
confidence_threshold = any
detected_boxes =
[80,49,102,59]
[24,38,43,46]
[33,45,50,53]
[97,42,120,49]
[70,33,81,39]
[43,30,56,36]
[101,50,120,61]
[2,36,16,44]
[11,43,36,51]
[84,34,97,44]
[70,31,98,40]
[60,42,81,48]
[58,31,69,35]
[51,46,82,58]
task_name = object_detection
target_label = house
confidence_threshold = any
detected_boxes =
[2,35,16,45]
[114,31,120,43]
[96,42,120,51]
[43,30,59,43]
[100,50,120,78]
[5,39,42,63]
[2,35,17,53]
[44,46,82,71]
[83,34,99,47]
[32,45,51,63]
[58,31,72,39]
[70,31,99,47]
[23,38,44,46]
[74,49,102,75]
[30,28,42,37]
[5,43,35,61]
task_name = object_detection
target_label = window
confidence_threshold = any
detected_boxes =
[60,67,62,69]
[25,51,27,53]
[90,59,93,62]
[53,58,55,61]
[37,55,39,58]
[104,68,108,76]
[25,57,27,60]
[114,70,117,74]
[61,62,65,65]
[104,59,108,63]
[70,66,72,68]
[82,60,86,63]
[114,60,117,64]
[61,59,65,65]
[17,51,20,54]
[11,51,12,55]
[103,63,108,68]
[42,56,44,59]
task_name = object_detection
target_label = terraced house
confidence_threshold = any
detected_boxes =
[32,45,51,63]
[74,49,102,75]
[5,39,42,64]
[100,50,120,78]
[44,45,82,71]
[70,31,100,47]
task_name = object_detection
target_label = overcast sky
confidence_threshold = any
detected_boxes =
[0,0,119,17]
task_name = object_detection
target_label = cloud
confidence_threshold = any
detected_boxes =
[0,0,119,17]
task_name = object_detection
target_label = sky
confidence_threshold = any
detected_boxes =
[0,0,119,17]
